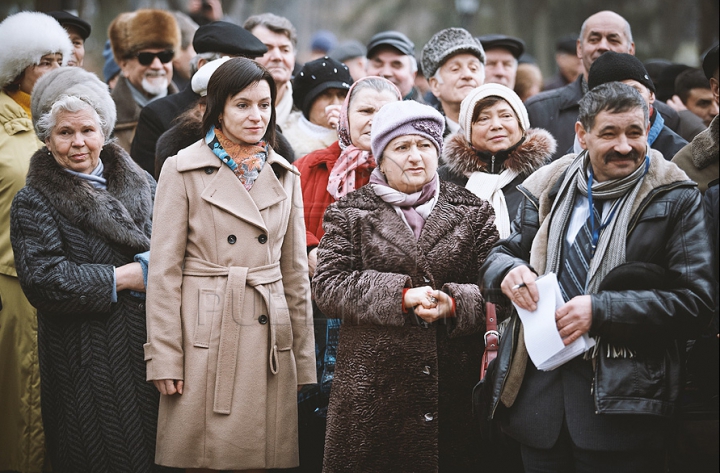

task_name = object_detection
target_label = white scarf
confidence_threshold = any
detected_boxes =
[465,168,519,238]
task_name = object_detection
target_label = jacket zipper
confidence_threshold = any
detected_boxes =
[490,316,516,418]
[491,156,496,174]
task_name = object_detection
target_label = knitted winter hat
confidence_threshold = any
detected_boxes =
[108,9,180,62]
[32,67,117,139]
[421,27,485,79]
[702,43,719,80]
[459,83,530,143]
[191,56,231,96]
[588,51,655,93]
[293,56,353,119]
[0,12,73,89]
[371,100,445,161]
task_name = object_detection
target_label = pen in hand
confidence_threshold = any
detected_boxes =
[511,282,527,291]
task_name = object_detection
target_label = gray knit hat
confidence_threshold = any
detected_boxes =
[421,27,485,79]
[459,83,529,143]
[32,67,117,139]
[0,12,73,89]
[371,100,445,161]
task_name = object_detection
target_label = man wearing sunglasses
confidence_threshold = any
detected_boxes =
[108,9,181,153]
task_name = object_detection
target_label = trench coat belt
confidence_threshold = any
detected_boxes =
[182,256,285,415]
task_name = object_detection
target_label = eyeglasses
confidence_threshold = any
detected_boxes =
[136,50,174,66]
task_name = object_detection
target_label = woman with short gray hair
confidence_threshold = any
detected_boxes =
[10,66,159,472]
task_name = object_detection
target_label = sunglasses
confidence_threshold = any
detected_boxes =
[136,50,174,66]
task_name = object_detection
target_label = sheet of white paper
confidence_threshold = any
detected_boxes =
[513,273,594,371]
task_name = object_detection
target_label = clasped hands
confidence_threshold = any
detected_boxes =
[501,265,592,346]
[404,286,454,323]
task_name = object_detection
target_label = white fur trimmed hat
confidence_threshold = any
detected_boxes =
[0,12,73,89]
[32,67,117,139]
[108,9,180,62]
[459,83,530,144]
[421,27,485,79]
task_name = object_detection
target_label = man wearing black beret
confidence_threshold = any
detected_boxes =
[131,21,267,176]
[477,33,525,89]
[48,10,91,68]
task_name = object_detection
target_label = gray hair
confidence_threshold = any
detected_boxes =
[579,11,633,46]
[189,51,225,77]
[349,76,402,104]
[172,11,199,50]
[36,95,106,143]
[243,13,297,48]
[578,81,648,132]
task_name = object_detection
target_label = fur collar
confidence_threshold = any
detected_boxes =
[442,128,556,177]
[25,142,154,252]
[691,115,719,169]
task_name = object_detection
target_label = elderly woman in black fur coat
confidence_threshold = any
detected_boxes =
[313,100,498,472]
[10,68,160,472]
[440,83,556,239]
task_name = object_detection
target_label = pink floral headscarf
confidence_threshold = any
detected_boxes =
[326,76,402,200]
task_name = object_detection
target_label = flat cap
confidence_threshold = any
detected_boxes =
[477,34,525,59]
[367,31,414,58]
[48,11,91,40]
[330,40,366,62]
[193,21,267,58]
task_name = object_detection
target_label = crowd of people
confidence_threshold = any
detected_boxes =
[0,5,717,473]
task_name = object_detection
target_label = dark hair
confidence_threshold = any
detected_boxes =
[202,57,277,148]
[675,68,711,103]
[578,82,648,132]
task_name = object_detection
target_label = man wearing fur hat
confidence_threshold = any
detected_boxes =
[0,11,72,472]
[421,27,486,137]
[108,9,180,153]
[480,81,713,472]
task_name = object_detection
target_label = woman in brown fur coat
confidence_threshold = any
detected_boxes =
[439,84,556,239]
[313,100,499,472]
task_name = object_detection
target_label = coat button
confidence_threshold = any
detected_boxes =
[79,295,87,304]
[424,413,434,422]
[258,234,268,244]
[258,314,268,324]
[204,167,214,174]
[422,366,431,375]
[227,235,237,244]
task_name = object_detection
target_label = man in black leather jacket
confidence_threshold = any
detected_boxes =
[479,82,714,472]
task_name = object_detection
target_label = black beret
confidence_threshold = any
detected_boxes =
[477,34,525,59]
[293,57,353,119]
[702,43,719,80]
[588,51,655,93]
[366,31,414,58]
[47,10,91,40]
[193,21,267,58]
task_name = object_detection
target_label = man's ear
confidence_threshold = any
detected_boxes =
[428,76,441,97]
[575,121,588,149]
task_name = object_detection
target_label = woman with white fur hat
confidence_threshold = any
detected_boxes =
[0,11,72,472]
[10,66,159,472]
[440,83,557,238]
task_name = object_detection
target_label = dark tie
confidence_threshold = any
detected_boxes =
[558,202,602,302]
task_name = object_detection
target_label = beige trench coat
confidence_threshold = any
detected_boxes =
[145,141,316,470]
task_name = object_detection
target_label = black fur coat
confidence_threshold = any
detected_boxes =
[10,142,160,473]
[313,182,498,472]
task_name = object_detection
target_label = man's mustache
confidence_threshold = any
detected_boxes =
[603,150,642,164]
[145,70,167,78]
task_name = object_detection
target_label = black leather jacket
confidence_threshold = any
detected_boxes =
[480,164,715,419]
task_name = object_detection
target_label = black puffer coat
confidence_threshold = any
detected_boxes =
[10,143,160,473]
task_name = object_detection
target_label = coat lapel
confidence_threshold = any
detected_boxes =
[200,164,268,232]
[248,161,287,211]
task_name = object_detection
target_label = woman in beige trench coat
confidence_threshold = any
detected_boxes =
[145,58,316,472]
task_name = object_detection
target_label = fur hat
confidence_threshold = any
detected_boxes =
[32,67,117,139]
[0,12,73,89]
[371,100,445,160]
[459,83,530,143]
[588,51,655,93]
[293,57,353,119]
[108,9,180,62]
[421,27,485,79]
